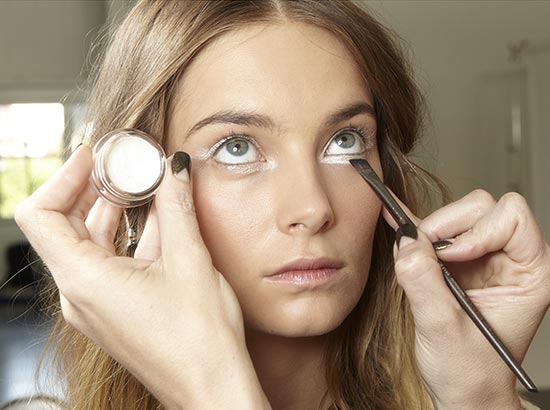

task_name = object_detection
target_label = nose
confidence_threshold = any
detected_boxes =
[274,160,335,236]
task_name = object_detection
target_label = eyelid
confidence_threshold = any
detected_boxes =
[208,132,263,158]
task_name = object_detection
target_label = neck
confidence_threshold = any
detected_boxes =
[245,328,330,410]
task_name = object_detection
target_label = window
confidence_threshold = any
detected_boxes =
[0,103,66,218]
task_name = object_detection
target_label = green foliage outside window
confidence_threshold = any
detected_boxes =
[0,103,66,219]
[0,157,63,218]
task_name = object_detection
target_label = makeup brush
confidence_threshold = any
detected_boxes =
[349,158,537,393]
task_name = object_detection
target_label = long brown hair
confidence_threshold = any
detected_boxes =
[39,1,446,408]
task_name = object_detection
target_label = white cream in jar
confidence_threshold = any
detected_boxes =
[91,129,166,207]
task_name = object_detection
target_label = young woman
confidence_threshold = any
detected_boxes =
[14,1,549,409]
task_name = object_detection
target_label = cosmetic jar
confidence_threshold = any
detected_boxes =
[91,129,166,207]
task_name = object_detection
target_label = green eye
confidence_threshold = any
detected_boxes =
[213,137,259,164]
[225,139,249,156]
[325,129,366,156]
[334,133,355,149]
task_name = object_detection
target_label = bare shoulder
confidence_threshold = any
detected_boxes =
[0,396,65,410]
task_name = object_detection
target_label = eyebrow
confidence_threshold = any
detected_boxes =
[183,101,376,140]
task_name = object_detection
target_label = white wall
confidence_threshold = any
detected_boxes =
[364,0,550,390]
[365,1,550,202]
[0,0,105,88]
[526,49,550,244]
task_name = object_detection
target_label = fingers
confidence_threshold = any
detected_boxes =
[396,189,549,293]
[381,189,497,245]
[418,189,496,242]
[439,192,548,267]
[85,198,123,253]
[394,229,462,330]
[134,202,161,261]
[27,145,94,213]
[16,145,100,239]
[15,145,110,279]
[154,152,211,274]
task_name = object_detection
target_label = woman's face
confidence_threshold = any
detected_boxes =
[166,22,382,337]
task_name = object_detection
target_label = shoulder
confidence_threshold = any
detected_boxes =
[0,396,65,410]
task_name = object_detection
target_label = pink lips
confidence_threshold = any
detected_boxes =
[266,257,344,285]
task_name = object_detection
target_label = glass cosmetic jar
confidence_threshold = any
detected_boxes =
[91,129,166,207]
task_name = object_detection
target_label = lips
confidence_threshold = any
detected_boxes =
[267,257,345,278]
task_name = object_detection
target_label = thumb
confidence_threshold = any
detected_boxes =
[394,228,462,332]
[154,151,211,273]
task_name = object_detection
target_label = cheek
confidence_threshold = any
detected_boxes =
[192,169,271,277]
[326,166,382,252]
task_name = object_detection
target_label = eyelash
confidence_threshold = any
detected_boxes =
[208,125,373,164]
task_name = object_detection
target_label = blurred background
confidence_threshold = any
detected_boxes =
[0,0,548,407]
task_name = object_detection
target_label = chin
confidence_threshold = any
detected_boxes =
[245,295,358,338]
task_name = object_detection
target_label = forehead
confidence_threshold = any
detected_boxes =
[171,21,372,136]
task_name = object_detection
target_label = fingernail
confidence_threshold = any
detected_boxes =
[433,240,453,251]
[172,151,191,182]
[396,225,417,249]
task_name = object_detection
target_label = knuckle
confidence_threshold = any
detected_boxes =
[165,188,196,215]
[178,190,196,214]
[57,280,80,304]
[14,200,34,230]
[421,309,464,336]
[458,232,487,256]
[469,189,496,207]
[57,275,94,310]
[468,240,486,256]
[499,191,529,213]
[59,297,79,328]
